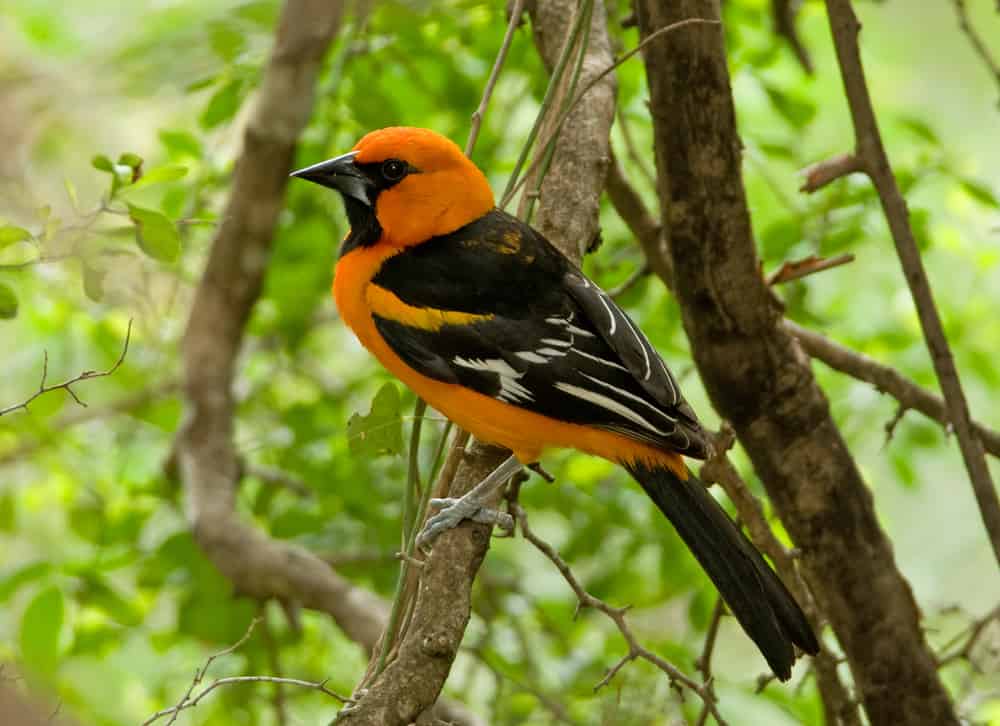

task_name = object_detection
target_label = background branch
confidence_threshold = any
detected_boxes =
[334,2,617,721]
[0,319,132,417]
[635,2,959,723]
[823,0,1000,568]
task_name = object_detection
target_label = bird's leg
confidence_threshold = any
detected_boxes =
[417,455,522,547]
[528,461,555,483]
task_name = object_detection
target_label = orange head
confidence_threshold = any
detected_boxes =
[291,127,495,249]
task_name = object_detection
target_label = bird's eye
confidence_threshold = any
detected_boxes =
[381,159,407,181]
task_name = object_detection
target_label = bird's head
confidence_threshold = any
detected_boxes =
[291,127,495,249]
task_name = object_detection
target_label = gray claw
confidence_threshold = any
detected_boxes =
[417,497,514,547]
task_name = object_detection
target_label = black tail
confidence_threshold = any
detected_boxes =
[627,462,819,680]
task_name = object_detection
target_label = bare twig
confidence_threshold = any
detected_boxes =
[510,501,729,725]
[607,261,650,298]
[502,17,720,209]
[465,0,526,156]
[787,317,1000,461]
[937,605,1000,670]
[771,0,813,73]
[694,598,725,726]
[799,153,865,193]
[245,464,313,498]
[952,0,1000,104]
[824,0,1000,566]
[0,319,132,417]
[767,253,855,286]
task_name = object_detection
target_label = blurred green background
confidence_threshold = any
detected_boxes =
[1,0,998,724]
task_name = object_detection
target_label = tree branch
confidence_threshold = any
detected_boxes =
[636,2,959,723]
[771,0,814,73]
[334,3,617,721]
[0,319,132,417]
[823,0,1000,568]
[510,501,728,725]
[785,320,1000,457]
[951,0,1000,104]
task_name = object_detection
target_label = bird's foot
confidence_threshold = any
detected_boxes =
[417,494,514,547]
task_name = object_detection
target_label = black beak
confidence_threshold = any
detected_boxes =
[290,151,372,206]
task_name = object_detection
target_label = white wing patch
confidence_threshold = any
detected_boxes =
[453,356,533,403]
[554,382,672,436]
[579,372,676,423]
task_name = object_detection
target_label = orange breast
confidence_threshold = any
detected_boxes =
[333,245,686,478]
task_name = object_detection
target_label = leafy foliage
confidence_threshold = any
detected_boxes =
[0,0,998,724]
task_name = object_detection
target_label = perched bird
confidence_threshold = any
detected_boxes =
[291,126,819,680]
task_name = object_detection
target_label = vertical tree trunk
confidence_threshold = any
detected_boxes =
[635,2,958,724]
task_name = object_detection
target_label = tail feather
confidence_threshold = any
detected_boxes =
[627,462,819,680]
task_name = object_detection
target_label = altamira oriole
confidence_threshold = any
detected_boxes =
[291,126,819,680]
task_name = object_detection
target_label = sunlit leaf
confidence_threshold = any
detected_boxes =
[159,129,203,159]
[959,178,1000,209]
[0,225,31,248]
[0,282,18,319]
[0,562,53,603]
[20,585,64,677]
[127,203,181,262]
[199,78,246,129]
[125,164,189,192]
[347,382,404,458]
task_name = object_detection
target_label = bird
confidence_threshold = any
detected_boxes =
[291,126,820,680]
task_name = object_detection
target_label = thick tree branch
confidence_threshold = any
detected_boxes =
[332,3,617,723]
[824,0,1000,568]
[609,147,1000,463]
[636,2,959,724]
[174,0,392,656]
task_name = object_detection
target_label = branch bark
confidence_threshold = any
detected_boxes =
[785,320,1000,457]
[823,0,1000,570]
[170,7,485,725]
[635,2,959,724]
[334,2,616,722]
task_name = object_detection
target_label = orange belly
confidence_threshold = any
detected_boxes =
[333,245,686,478]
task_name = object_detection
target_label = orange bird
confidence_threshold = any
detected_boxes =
[291,127,818,679]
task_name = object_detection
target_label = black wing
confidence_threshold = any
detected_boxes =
[372,209,708,458]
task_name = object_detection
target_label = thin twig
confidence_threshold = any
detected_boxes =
[501,17,720,209]
[824,0,1000,567]
[952,0,1000,105]
[766,253,855,286]
[784,320,1000,458]
[465,0,526,157]
[694,598,726,726]
[142,616,348,726]
[772,0,814,73]
[799,153,865,193]
[937,605,1000,669]
[608,262,651,299]
[509,501,728,726]
[0,319,133,417]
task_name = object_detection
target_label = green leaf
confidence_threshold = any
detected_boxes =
[64,177,80,212]
[0,225,31,248]
[0,283,18,319]
[898,116,939,145]
[126,164,189,192]
[0,562,53,603]
[0,491,15,531]
[127,204,181,262]
[347,382,404,458]
[20,585,64,677]
[78,575,143,627]
[82,260,106,302]
[117,152,143,170]
[762,83,816,129]
[91,154,114,173]
[208,19,247,62]
[200,78,246,130]
[235,1,279,27]
[69,500,105,543]
[159,129,203,159]
[959,179,1000,209]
